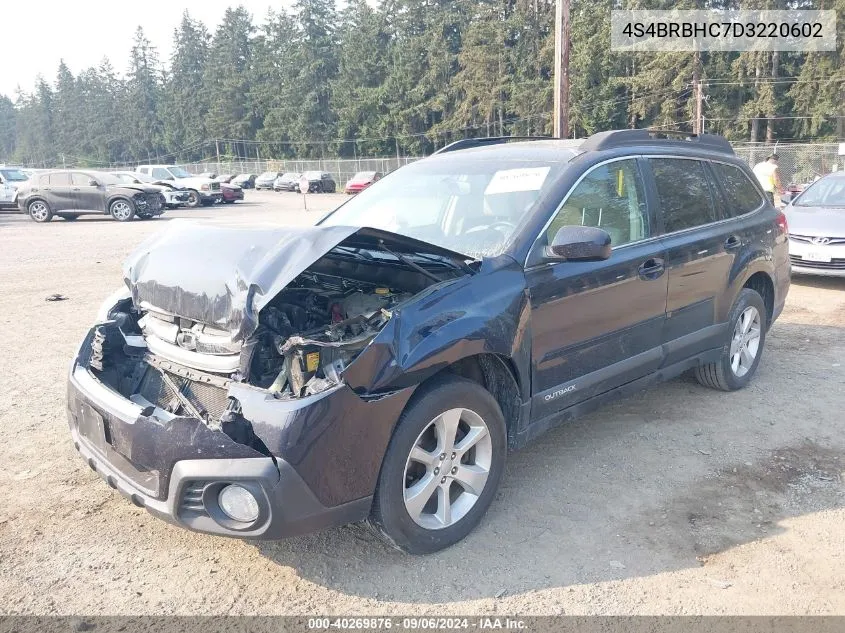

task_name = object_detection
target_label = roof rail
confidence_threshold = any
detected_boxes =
[433,136,553,155]
[580,129,734,155]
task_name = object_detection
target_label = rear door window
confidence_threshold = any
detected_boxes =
[711,162,765,216]
[649,158,718,233]
[50,173,72,186]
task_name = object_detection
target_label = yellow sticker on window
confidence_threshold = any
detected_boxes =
[306,352,320,372]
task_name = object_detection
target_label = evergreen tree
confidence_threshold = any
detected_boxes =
[163,11,211,158]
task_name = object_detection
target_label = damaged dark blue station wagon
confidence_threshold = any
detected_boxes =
[67,130,790,553]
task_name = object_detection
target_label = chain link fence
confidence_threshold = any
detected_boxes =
[187,145,845,190]
[732,143,844,187]
[182,156,424,188]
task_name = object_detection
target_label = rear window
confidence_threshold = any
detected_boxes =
[649,158,718,233]
[712,162,764,216]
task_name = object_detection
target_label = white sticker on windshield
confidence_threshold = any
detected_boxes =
[484,167,551,195]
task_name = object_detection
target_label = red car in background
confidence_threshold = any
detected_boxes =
[344,171,382,194]
[220,182,244,203]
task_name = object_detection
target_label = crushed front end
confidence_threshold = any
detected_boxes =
[67,223,471,538]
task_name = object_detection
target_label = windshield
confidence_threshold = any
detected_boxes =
[304,171,322,179]
[0,168,29,182]
[320,157,568,258]
[169,166,191,178]
[795,177,845,207]
[352,171,376,180]
[259,172,276,179]
[281,172,298,179]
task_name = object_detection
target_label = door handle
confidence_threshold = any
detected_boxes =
[724,235,742,250]
[638,257,665,280]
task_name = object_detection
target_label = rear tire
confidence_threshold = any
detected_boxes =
[28,200,53,222]
[694,288,767,391]
[367,376,506,554]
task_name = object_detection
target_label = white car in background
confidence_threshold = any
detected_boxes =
[110,171,191,209]
[0,166,31,210]
[783,172,845,277]
[135,165,223,207]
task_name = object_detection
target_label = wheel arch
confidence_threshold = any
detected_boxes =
[397,352,525,447]
[108,195,136,209]
[742,270,775,327]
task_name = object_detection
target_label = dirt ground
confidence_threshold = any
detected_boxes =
[0,191,843,615]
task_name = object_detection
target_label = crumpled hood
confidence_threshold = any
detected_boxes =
[123,222,470,342]
[109,184,160,195]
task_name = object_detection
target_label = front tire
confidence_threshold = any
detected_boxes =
[694,288,767,391]
[186,190,200,208]
[368,376,506,554]
[109,199,135,222]
[28,200,53,222]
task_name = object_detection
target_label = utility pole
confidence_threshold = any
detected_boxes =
[553,0,571,138]
[215,139,221,167]
[693,78,703,135]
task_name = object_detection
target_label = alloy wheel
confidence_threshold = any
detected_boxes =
[730,306,761,377]
[29,202,49,221]
[111,201,132,221]
[403,408,493,530]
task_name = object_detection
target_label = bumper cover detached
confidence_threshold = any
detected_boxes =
[67,361,376,539]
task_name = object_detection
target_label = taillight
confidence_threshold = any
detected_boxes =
[776,210,788,235]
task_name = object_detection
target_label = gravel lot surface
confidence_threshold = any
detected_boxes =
[1,191,843,615]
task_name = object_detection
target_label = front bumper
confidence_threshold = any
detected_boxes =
[67,362,372,538]
[255,181,275,189]
[164,192,190,205]
[199,191,224,203]
[788,237,845,277]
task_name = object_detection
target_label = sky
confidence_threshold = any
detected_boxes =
[0,0,286,98]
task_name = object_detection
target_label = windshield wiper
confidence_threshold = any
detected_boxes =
[376,240,442,283]
[408,250,476,276]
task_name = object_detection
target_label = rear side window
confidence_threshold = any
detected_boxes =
[38,174,50,186]
[711,162,765,216]
[649,158,717,233]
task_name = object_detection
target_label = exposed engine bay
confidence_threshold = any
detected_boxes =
[88,263,431,441]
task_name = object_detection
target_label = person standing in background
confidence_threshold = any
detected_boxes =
[753,154,782,205]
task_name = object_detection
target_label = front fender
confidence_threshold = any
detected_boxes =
[343,262,531,400]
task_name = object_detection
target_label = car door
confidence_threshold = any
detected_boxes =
[45,172,76,212]
[644,157,742,365]
[525,157,668,421]
[71,172,106,212]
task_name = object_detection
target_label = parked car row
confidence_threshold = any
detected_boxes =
[253,170,379,194]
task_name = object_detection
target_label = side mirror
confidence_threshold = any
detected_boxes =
[88,178,99,187]
[780,193,793,205]
[545,225,612,261]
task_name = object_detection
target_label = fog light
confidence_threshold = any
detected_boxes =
[218,484,260,523]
